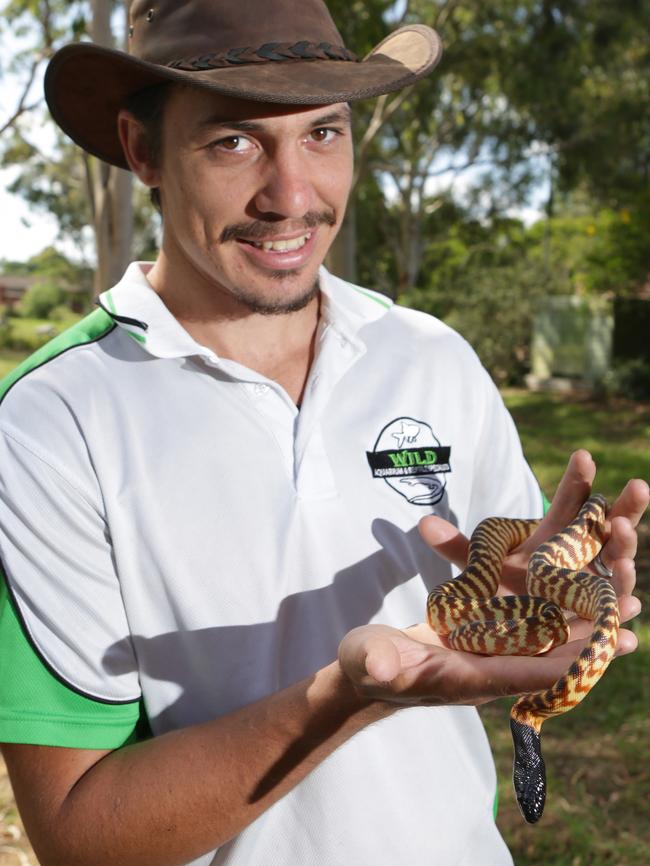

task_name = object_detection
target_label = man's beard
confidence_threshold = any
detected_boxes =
[230,275,320,316]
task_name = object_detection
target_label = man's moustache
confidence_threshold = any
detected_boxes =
[220,210,336,243]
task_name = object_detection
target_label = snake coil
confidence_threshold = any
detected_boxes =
[427,494,619,822]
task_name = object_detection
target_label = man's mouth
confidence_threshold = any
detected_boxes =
[242,232,312,252]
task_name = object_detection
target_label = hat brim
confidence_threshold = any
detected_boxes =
[44,25,443,169]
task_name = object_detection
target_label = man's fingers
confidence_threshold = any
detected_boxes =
[600,516,637,566]
[363,638,403,684]
[608,557,637,600]
[418,515,469,569]
[607,478,650,528]
[546,449,595,518]
[339,625,432,688]
[529,450,595,544]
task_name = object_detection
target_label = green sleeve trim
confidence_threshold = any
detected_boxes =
[104,289,117,315]
[0,308,116,402]
[493,787,499,820]
[349,284,392,310]
[542,490,551,515]
[0,574,145,749]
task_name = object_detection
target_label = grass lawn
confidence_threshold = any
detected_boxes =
[0,380,648,865]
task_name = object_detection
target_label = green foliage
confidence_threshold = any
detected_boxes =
[398,211,569,384]
[586,194,650,294]
[485,0,650,203]
[15,245,89,284]
[2,317,57,351]
[19,279,65,318]
[607,359,650,401]
[0,247,93,341]
[0,315,11,350]
[49,303,75,323]
[393,192,648,386]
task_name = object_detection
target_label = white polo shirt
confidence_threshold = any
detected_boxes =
[0,263,544,866]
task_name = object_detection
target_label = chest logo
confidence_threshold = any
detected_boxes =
[366,417,451,506]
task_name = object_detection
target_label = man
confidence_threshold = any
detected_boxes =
[0,2,646,865]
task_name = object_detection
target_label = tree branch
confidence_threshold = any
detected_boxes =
[353,86,414,188]
[0,58,40,136]
[432,0,463,32]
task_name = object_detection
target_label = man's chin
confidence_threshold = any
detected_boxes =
[233,277,320,316]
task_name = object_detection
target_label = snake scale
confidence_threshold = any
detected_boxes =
[426,494,620,823]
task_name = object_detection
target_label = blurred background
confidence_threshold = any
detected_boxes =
[0,2,648,864]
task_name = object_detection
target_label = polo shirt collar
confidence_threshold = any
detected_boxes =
[98,262,393,362]
[98,263,208,360]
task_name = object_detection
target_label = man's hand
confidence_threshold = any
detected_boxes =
[339,451,647,708]
[338,617,639,707]
[419,449,648,610]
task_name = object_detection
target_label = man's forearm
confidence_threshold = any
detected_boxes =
[7,661,393,866]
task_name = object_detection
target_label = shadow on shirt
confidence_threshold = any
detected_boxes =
[102,515,456,739]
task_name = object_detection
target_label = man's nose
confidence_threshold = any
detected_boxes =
[252,148,313,219]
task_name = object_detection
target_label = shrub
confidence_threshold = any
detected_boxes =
[607,359,650,400]
[49,304,76,323]
[20,280,65,319]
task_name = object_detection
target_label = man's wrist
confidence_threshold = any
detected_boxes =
[308,661,397,727]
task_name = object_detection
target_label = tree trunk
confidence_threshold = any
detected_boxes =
[90,0,133,295]
[326,196,357,284]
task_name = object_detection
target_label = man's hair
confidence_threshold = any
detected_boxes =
[124,82,175,212]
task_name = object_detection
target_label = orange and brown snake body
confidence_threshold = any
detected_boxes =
[426,494,619,823]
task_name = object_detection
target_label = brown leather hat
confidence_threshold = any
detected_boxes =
[44,0,443,169]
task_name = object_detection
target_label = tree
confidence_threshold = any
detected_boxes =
[326,0,560,292]
[1,0,136,293]
[477,0,650,205]
[0,0,61,135]
[86,0,134,293]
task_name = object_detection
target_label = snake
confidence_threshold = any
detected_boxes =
[426,494,620,823]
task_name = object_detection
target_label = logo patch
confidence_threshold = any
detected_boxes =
[367,417,451,506]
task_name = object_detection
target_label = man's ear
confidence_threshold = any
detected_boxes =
[117,110,160,188]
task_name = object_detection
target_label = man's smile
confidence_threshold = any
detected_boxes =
[235,229,319,269]
[244,232,312,251]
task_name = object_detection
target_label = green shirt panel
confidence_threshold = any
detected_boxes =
[0,577,144,748]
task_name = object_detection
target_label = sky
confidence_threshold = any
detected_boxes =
[0,168,60,262]
[0,34,59,263]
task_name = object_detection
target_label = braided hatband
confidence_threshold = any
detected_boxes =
[168,41,358,71]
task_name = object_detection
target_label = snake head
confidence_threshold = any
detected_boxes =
[510,717,546,823]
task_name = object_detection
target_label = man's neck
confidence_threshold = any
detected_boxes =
[145,255,321,406]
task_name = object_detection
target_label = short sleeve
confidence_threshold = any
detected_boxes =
[0,420,143,745]
[0,576,145,748]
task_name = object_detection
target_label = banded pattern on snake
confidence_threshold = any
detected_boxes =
[426,494,620,823]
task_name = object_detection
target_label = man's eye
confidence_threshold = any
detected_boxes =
[211,136,253,152]
[310,128,337,143]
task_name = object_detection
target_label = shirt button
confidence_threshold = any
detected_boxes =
[253,383,269,396]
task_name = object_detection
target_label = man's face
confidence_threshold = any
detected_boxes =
[149,86,354,314]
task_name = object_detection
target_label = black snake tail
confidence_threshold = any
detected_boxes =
[510,718,546,823]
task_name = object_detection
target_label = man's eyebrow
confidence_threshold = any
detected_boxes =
[310,107,353,127]
[196,106,352,134]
